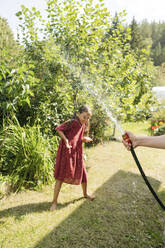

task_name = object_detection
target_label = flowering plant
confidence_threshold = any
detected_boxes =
[149,108,165,136]
[151,121,165,135]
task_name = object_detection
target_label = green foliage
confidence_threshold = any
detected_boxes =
[137,20,165,67]
[0,121,165,248]
[152,63,165,86]
[130,17,144,52]
[37,88,74,135]
[0,60,38,126]
[0,0,158,192]
[151,22,165,66]
[89,103,111,144]
[0,123,57,191]
[0,17,19,63]
[14,0,156,127]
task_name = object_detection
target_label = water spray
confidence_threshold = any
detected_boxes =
[89,87,165,210]
[103,100,165,210]
[59,48,165,210]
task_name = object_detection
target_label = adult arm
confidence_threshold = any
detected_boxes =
[123,131,165,150]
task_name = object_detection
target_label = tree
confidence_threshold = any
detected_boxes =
[130,17,143,51]
[139,20,152,54]
[0,17,19,65]
[153,42,162,66]
[15,0,156,127]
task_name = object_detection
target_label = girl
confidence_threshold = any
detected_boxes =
[50,105,94,211]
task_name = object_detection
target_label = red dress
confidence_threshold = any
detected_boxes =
[54,118,87,185]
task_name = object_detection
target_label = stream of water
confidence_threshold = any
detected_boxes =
[61,49,124,136]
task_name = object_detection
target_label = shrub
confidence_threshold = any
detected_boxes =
[0,124,58,191]
[89,103,113,144]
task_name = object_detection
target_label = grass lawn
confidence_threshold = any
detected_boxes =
[0,121,165,248]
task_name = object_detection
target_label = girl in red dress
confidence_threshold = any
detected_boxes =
[50,105,94,211]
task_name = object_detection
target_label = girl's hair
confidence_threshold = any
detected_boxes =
[68,105,92,135]
[72,105,92,118]
[78,105,92,136]
[78,105,92,115]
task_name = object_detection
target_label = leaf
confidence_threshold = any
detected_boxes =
[16,11,22,17]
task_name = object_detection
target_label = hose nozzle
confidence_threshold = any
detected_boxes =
[122,132,132,145]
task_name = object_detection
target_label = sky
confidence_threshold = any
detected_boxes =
[1,0,165,38]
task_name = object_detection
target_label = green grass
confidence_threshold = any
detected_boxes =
[0,121,165,248]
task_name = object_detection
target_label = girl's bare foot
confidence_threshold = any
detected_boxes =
[84,194,95,200]
[50,202,57,211]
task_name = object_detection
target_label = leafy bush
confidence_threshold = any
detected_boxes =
[89,103,113,144]
[0,124,58,191]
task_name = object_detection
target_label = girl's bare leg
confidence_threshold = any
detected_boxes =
[81,182,95,199]
[50,179,63,211]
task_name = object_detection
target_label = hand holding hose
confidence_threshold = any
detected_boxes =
[122,130,165,210]
[122,131,139,150]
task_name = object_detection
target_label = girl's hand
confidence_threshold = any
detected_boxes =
[82,136,93,143]
[65,139,72,149]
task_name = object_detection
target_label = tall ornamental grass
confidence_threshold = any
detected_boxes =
[0,124,58,191]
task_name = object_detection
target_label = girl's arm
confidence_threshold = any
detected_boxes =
[57,130,72,148]
[82,120,92,143]
[82,136,93,143]
[123,131,165,150]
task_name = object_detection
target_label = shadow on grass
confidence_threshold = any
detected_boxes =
[0,197,83,220]
[33,170,165,248]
